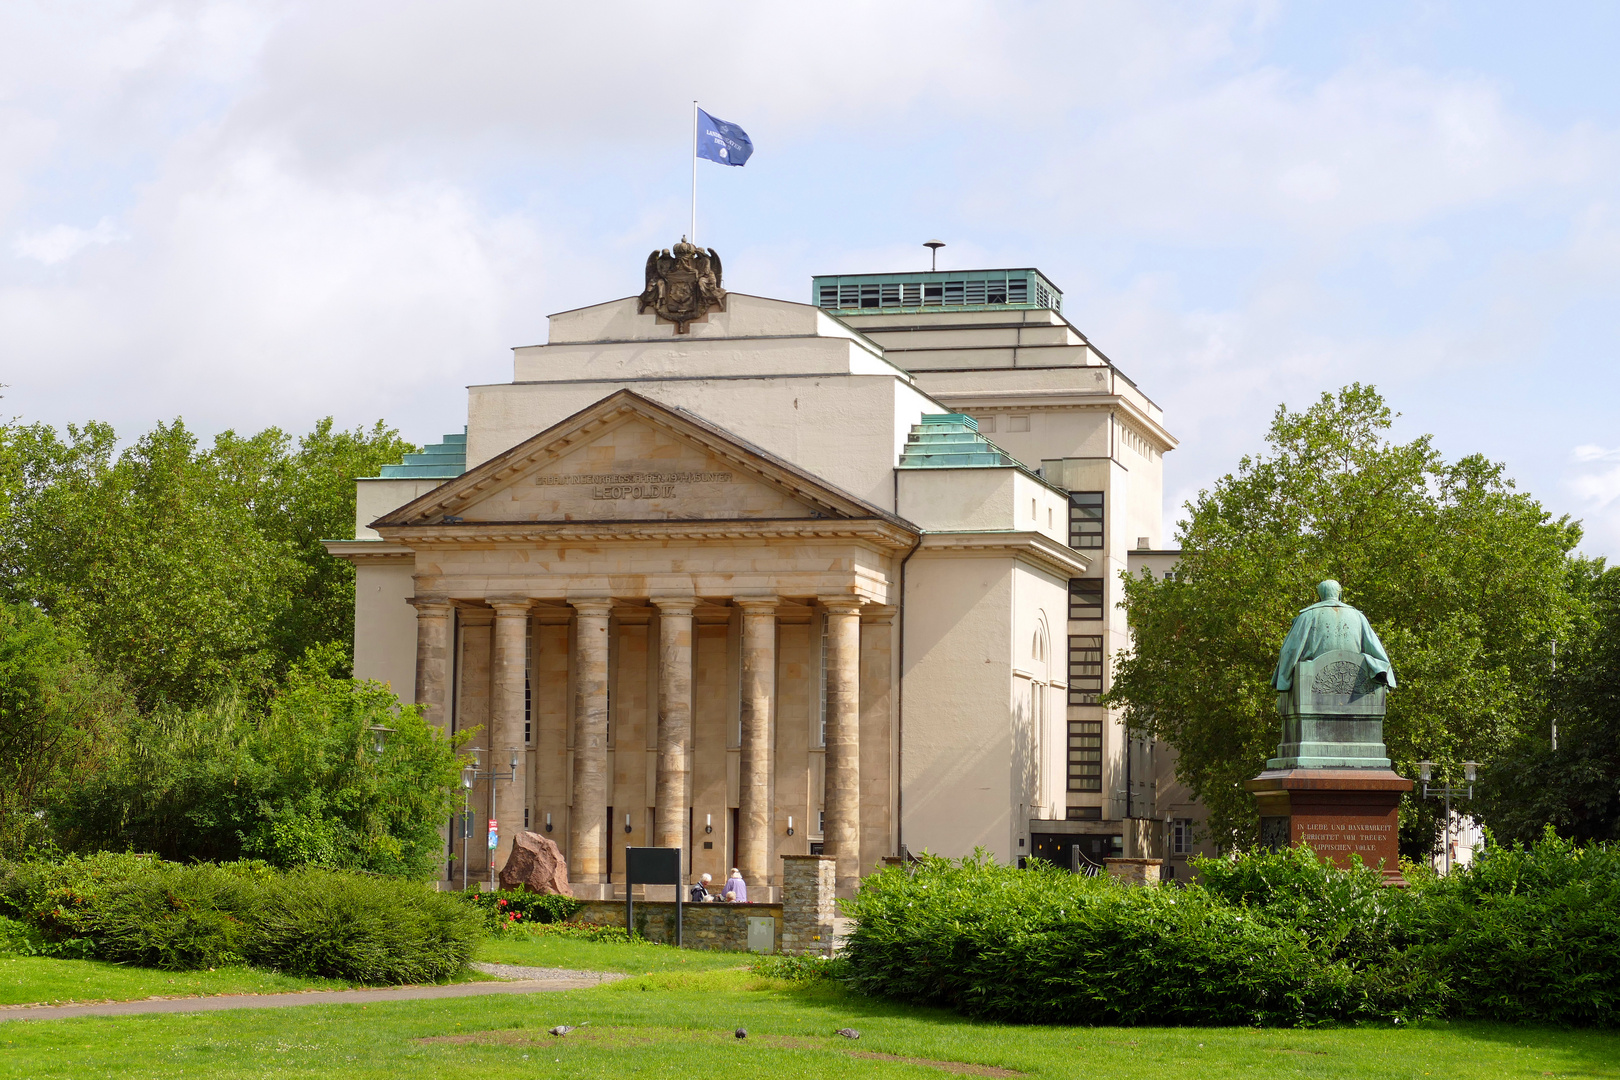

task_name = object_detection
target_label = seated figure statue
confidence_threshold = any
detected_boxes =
[1266,580,1395,769]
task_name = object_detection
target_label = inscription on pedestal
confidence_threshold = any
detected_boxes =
[1294,818,1395,860]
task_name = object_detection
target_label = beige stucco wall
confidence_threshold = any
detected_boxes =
[351,558,417,697]
[900,553,1067,863]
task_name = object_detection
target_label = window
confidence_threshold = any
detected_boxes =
[524,807,530,828]
[1069,578,1103,621]
[524,619,533,744]
[1066,805,1102,821]
[1068,635,1103,704]
[1068,718,1103,792]
[1069,491,1103,549]
[1172,818,1195,855]
[818,810,825,835]
[817,616,829,746]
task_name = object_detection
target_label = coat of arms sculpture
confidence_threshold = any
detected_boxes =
[639,238,726,333]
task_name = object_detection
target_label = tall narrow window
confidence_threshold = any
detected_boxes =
[1068,635,1103,705]
[524,618,533,745]
[1068,719,1103,792]
[1172,818,1195,855]
[1069,578,1104,621]
[1069,491,1104,549]
[817,615,829,747]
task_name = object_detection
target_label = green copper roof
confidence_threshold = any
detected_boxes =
[374,430,467,479]
[898,414,1025,469]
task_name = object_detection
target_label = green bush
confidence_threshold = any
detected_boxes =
[843,836,1618,1027]
[459,888,582,930]
[1408,830,1620,1026]
[515,921,630,943]
[0,854,483,982]
[250,869,482,984]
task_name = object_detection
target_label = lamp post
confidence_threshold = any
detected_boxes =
[462,748,520,891]
[924,240,945,271]
[1417,760,1479,875]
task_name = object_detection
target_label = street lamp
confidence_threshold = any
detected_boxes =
[1417,760,1480,875]
[461,747,520,892]
[366,725,394,755]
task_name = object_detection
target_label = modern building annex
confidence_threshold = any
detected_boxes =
[326,243,1210,899]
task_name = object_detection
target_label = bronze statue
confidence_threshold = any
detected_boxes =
[638,238,726,333]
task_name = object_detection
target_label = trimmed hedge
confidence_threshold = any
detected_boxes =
[843,832,1619,1027]
[0,852,482,983]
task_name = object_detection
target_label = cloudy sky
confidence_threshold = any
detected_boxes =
[4,1,1618,557]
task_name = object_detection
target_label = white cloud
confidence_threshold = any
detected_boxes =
[12,216,127,264]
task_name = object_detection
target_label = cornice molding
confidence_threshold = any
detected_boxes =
[373,517,918,552]
[915,531,1090,578]
[322,539,414,563]
[923,390,1177,452]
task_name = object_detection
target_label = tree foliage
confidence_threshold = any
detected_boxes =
[1476,560,1620,842]
[50,646,463,878]
[1108,385,1583,847]
[0,602,134,851]
[0,418,414,708]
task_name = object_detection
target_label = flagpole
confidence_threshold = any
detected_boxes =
[690,101,698,243]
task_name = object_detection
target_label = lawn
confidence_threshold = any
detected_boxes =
[0,955,349,1007]
[475,932,750,974]
[2,944,1616,1079]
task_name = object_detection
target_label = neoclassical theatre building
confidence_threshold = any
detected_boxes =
[327,245,1203,898]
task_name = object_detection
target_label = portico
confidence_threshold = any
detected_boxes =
[360,391,914,898]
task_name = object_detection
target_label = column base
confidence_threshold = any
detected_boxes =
[568,881,614,901]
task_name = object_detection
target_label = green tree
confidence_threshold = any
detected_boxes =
[1475,560,1620,842]
[51,646,463,879]
[0,602,134,852]
[0,417,414,706]
[1108,385,1584,849]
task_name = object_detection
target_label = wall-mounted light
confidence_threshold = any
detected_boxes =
[544,812,553,834]
[624,812,632,835]
[786,815,794,837]
[705,813,713,834]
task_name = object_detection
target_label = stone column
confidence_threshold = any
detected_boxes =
[780,854,836,956]
[822,599,863,896]
[569,599,613,890]
[737,598,778,891]
[490,598,530,875]
[859,606,897,877]
[409,596,452,728]
[653,598,695,854]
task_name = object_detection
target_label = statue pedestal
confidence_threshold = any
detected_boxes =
[1245,768,1413,886]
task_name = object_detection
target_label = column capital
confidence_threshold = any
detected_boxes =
[407,595,452,614]
[651,596,698,617]
[569,598,615,618]
[859,604,898,624]
[819,597,865,616]
[734,596,781,616]
[488,596,532,617]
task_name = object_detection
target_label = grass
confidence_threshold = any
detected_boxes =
[474,932,750,974]
[0,955,350,1007]
[2,943,1618,1078]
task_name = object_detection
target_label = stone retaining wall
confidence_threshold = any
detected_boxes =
[570,899,782,952]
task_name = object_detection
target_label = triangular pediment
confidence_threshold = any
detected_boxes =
[373,390,901,528]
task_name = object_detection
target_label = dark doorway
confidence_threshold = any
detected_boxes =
[606,806,614,879]
[1031,832,1122,873]
[729,807,740,874]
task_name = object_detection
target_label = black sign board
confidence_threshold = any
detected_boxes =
[622,846,684,947]
[625,846,681,885]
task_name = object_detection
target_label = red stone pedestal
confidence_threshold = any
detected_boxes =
[1245,769,1414,885]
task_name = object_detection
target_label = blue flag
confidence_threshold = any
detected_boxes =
[697,108,753,166]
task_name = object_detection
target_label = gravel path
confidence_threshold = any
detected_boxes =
[469,962,627,983]
[0,975,613,1023]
